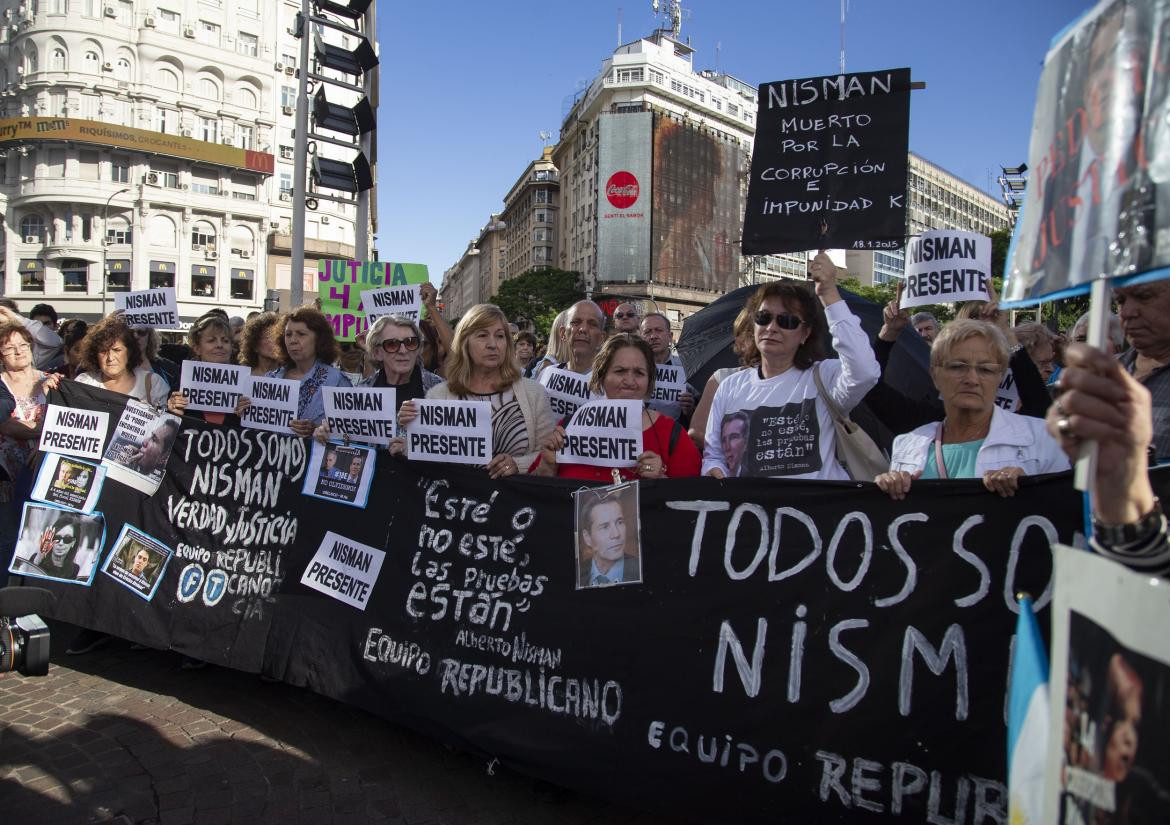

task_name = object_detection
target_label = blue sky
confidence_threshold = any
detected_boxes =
[375,0,1090,285]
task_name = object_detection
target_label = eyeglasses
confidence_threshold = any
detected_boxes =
[0,342,31,356]
[380,336,420,353]
[613,312,638,319]
[753,311,804,330]
[940,361,1004,379]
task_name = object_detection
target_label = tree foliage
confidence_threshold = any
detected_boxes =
[491,267,585,337]
[839,277,957,324]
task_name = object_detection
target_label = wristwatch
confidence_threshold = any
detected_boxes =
[1092,498,1165,547]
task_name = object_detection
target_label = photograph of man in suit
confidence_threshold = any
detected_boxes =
[576,487,641,589]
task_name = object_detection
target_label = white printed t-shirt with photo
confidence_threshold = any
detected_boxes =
[701,300,879,480]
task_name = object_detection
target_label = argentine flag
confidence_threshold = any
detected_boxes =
[1008,595,1049,825]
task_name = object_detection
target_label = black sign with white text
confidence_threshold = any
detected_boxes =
[30,380,1137,824]
[743,68,911,254]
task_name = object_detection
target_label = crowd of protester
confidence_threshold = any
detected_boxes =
[2,259,1167,610]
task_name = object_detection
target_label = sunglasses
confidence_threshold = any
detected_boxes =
[380,336,420,353]
[614,312,638,320]
[753,311,804,330]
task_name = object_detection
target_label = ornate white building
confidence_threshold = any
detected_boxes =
[0,0,371,323]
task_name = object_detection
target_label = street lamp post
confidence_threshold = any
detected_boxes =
[101,187,131,317]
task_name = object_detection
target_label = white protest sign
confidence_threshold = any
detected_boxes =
[179,361,250,414]
[650,362,686,406]
[115,287,180,329]
[900,230,991,310]
[301,531,386,610]
[539,366,593,420]
[363,284,422,322]
[994,367,1021,411]
[557,399,642,469]
[240,376,299,433]
[39,404,109,460]
[406,400,492,465]
[322,386,396,446]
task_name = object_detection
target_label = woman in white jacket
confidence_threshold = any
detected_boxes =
[876,319,1069,499]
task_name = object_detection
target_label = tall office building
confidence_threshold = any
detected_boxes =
[0,0,372,323]
[846,153,1012,286]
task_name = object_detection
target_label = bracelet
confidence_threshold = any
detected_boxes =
[1093,497,1164,548]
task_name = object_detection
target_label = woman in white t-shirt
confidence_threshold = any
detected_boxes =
[702,252,880,480]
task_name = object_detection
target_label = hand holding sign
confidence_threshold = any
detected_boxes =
[534,425,567,476]
[809,251,841,304]
[879,281,910,343]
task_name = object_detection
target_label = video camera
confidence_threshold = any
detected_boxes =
[0,586,53,676]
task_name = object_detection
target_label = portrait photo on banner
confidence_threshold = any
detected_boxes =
[1058,610,1170,824]
[101,524,173,601]
[7,501,106,585]
[574,481,642,590]
[101,400,183,495]
[303,440,376,508]
[31,453,105,514]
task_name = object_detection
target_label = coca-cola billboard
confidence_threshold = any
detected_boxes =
[605,171,640,209]
[597,111,652,283]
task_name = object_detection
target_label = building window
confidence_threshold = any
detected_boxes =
[281,85,296,108]
[236,124,252,150]
[61,259,87,292]
[191,266,216,296]
[157,8,180,31]
[199,77,219,100]
[616,67,643,83]
[191,173,219,196]
[198,116,219,143]
[115,0,132,25]
[191,225,216,249]
[535,190,550,204]
[20,264,44,292]
[281,53,296,68]
[198,21,220,46]
[82,0,101,17]
[149,262,175,289]
[105,219,131,245]
[231,270,254,300]
[20,215,44,240]
[237,32,258,57]
[105,260,131,291]
[649,69,664,84]
[50,48,65,71]
[279,172,292,195]
[155,108,176,134]
[110,155,129,182]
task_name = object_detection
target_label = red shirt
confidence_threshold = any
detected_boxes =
[549,412,701,481]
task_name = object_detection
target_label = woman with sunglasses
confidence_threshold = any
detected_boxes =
[875,320,1067,500]
[314,315,441,445]
[165,314,240,425]
[702,253,880,479]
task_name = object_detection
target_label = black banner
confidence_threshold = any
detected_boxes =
[31,382,1115,823]
[743,68,911,255]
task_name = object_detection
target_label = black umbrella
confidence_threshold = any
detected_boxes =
[675,283,937,451]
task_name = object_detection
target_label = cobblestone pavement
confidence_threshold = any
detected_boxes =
[1,623,675,825]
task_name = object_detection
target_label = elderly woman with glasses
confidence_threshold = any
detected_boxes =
[875,319,1069,500]
[0,322,61,492]
[702,253,880,479]
[314,314,442,446]
[399,303,555,479]
[76,316,170,406]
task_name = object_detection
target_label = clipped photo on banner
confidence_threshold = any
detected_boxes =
[1046,546,1170,824]
[7,501,106,586]
[101,400,182,495]
[1004,0,1168,305]
[101,523,174,601]
[31,453,106,513]
[574,482,642,590]
[302,440,376,508]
